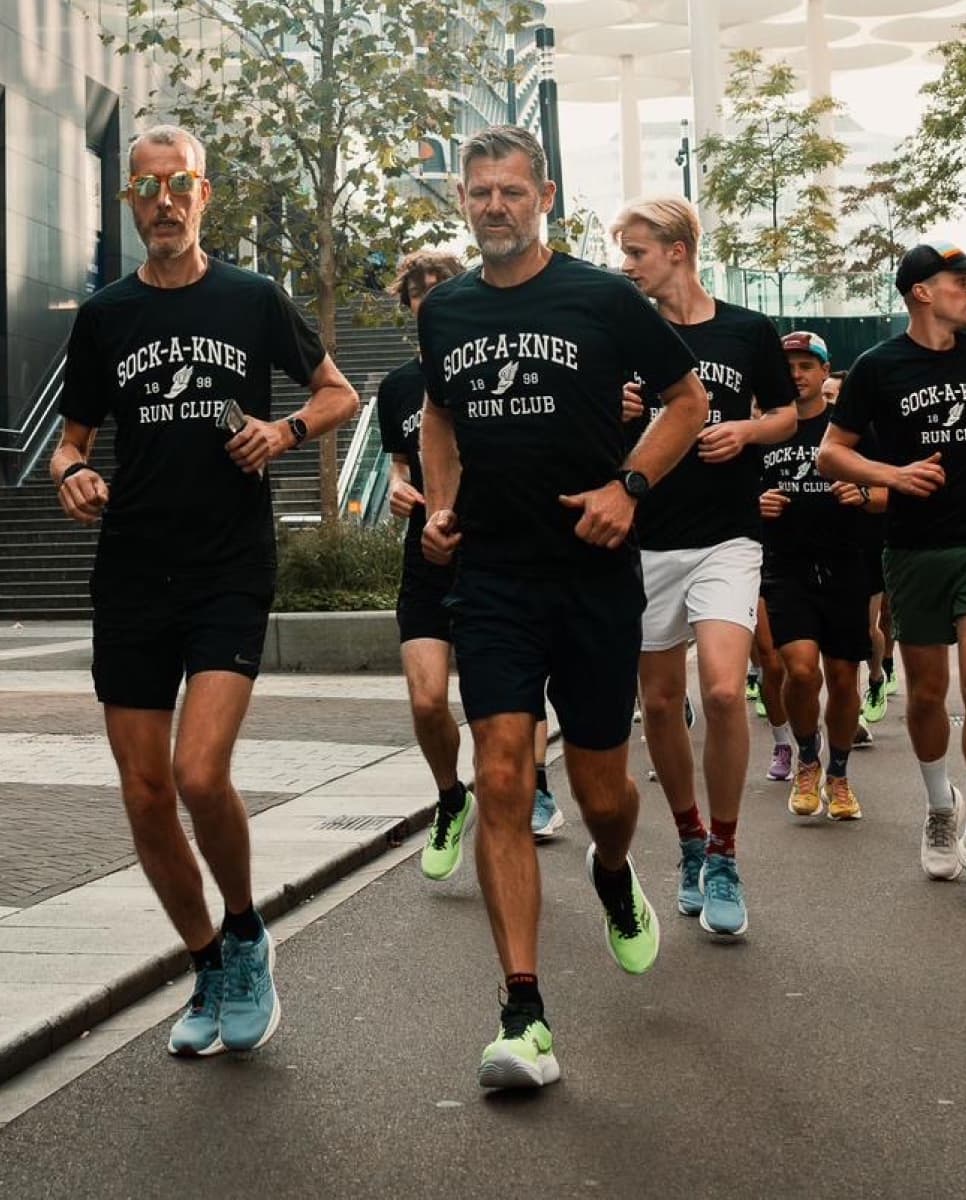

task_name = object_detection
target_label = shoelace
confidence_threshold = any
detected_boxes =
[500,1004,543,1039]
[678,849,702,889]
[605,889,643,940]
[926,810,956,848]
[188,968,223,1016]
[704,865,740,904]
[867,681,884,705]
[430,806,457,850]
[795,761,821,790]
[223,943,263,1002]
[828,778,854,805]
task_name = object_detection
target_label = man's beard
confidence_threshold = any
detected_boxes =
[475,225,537,264]
[136,217,194,259]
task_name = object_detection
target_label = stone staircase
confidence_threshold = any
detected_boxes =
[0,305,416,620]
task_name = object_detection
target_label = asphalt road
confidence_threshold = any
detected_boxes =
[3,689,966,1200]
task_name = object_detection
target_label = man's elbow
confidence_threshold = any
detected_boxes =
[340,385,361,424]
[815,444,837,479]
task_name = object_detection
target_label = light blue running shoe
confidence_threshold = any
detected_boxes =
[167,966,225,1057]
[531,788,565,839]
[699,854,748,937]
[220,927,281,1052]
[677,838,705,916]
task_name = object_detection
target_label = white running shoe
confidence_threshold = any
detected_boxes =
[921,785,966,880]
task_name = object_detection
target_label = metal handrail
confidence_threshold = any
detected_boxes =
[0,353,66,447]
[337,395,376,507]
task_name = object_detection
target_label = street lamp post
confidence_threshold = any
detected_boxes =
[675,118,692,201]
[535,25,565,231]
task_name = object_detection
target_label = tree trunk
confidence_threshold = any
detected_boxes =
[317,175,339,523]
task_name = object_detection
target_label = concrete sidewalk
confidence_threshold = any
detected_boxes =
[0,623,560,1082]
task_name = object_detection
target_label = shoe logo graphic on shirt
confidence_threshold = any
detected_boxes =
[943,401,965,428]
[492,361,519,396]
[793,459,812,481]
[164,364,195,399]
[234,652,258,667]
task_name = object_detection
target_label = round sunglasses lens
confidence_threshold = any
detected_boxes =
[169,173,194,194]
[136,177,160,198]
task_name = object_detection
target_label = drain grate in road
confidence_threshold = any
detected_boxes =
[315,815,400,832]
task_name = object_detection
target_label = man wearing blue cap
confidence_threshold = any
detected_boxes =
[761,331,887,823]
[818,240,966,879]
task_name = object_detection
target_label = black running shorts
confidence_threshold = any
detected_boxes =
[761,556,871,663]
[446,565,646,751]
[862,542,885,597]
[90,563,275,710]
[396,547,456,645]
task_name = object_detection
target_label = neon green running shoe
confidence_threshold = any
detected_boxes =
[478,1003,561,1089]
[862,677,888,723]
[745,675,761,702]
[755,696,767,719]
[884,668,899,697]
[420,787,474,881]
[585,844,661,974]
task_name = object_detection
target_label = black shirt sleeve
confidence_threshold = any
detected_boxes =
[751,318,797,413]
[416,299,446,407]
[376,374,406,454]
[615,280,697,394]
[59,303,112,427]
[267,284,326,385]
[830,351,876,436]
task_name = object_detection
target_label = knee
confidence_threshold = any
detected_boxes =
[642,688,681,724]
[173,759,229,813]
[119,771,176,836]
[475,758,530,825]
[577,776,636,826]
[785,661,821,691]
[410,689,450,729]
[907,680,946,713]
[701,680,744,722]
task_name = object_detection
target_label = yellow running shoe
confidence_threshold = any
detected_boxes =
[823,776,862,821]
[788,758,824,817]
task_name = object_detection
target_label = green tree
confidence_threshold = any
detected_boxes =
[113,0,527,518]
[839,159,915,315]
[698,49,847,315]
[892,26,966,229]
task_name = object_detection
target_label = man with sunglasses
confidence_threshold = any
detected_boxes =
[51,125,358,1059]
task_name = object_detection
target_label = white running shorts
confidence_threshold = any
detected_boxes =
[640,537,762,652]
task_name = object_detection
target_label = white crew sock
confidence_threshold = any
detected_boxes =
[919,757,954,812]
[770,723,793,747]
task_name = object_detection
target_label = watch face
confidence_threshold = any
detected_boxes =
[623,470,649,498]
[289,416,308,443]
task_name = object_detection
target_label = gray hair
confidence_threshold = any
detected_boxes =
[128,124,206,176]
[460,124,547,189]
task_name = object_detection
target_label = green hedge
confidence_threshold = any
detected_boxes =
[274,522,404,612]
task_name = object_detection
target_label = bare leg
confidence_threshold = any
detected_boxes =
[867,593,885,683]
[823,656,861,753]
[640,643,694,817]
[401,638,460,789]
[780,640,823,739]
[565,740,637,869]
[694,620,753,823]
[901,644,950,762]
[471,713,539,974]
[172,670,257,916]
[755,598,788,726]
[105,705,216,952]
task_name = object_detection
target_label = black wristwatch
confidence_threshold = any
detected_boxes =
[858,484,871,506]
[286,415,308,446]
[59,461,94,488]
[617,469,650,500]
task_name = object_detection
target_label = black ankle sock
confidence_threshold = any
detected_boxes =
[535,766,548,794]
[591,854,631,903]
[827,745,851,779]
[438,781,465,813]
[796,732,820,765]
[190,936,222,972]
[222,902,262,943]
[883,656,894,679]
[506,972,543,1014]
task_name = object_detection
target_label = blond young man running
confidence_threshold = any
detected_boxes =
[613,196,796,938]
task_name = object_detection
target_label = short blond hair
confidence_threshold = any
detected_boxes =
[610,196,701,266]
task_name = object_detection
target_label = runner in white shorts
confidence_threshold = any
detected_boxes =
[612,196,797,938]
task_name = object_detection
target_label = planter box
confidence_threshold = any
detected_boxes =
[264,611,401,673]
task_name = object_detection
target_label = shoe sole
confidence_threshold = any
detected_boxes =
[677,897,703,917]
[585,844,661,974]
[533,809,565,840]
[478,1048,561,1090]
[766,769,793,782]
[167,1033,226,1058]
[222,933,282,1053]
[421,796,476,881]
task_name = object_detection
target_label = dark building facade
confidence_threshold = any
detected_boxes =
[0,0,150,483]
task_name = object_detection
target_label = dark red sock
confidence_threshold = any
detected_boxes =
[673,804,707,843]
[708,817,738,858]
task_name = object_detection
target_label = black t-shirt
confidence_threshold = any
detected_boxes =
[831,332,966,549]
[417,253,697,578]
[59,259,324,571]
[627,300,796,550]
[760,406,869,562]
[376,357,427,551]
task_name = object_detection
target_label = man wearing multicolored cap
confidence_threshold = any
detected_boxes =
[818,240,966,879]
[760,331,887,823]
